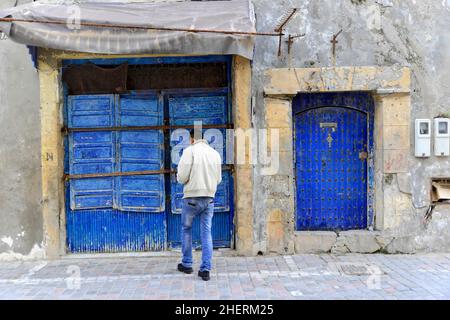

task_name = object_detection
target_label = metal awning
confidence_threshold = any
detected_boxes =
[0,0,257,60]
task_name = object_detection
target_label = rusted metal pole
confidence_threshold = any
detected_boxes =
[286,33,305,55]
[0,17,282,37]
[331,29,343,65]
[274,8,298,33]
[63,165,234,180]
[277,32,283,57]
[61,124,234,135]
[274,8,298,56]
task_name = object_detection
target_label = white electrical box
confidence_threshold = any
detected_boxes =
[415,119,431,157]
[434,118,450,156]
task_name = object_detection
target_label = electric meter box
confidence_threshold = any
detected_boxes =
[434,118,450,157]
[415,119,431,157]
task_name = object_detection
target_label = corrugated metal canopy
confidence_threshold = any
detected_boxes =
[0,0,256,59]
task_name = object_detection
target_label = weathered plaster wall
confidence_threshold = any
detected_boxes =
[0,1,44,260]
[252,0,450,254]
[0,0,449,259]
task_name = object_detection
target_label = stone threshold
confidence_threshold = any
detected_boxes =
[294,230,392,254]
[61,248,236,260]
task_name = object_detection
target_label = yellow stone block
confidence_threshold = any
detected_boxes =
[237,226,252,241]
[233,56,252,128]
[265,128,293,153]
[260,151,293,176]
[236,191,253,211]
[264,67,411,96]
[383,125,410,150]
[265,98,291,128]
[382,94,411,126]
[268,209,283,222]
[383,149,409,173]
[267,219,285,253]
[235,167,252,190]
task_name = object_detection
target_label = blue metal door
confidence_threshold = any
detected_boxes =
[294,93,374,231]
[66,93,166,253]
[167,89,233,248]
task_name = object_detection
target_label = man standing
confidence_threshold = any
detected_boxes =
[176,129,222,281]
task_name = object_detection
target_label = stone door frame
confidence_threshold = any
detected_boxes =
[38,49,253,258]
[263,66,411,254]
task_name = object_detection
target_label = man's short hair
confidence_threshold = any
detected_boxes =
[189,128,202,139]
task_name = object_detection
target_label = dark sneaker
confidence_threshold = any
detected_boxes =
[177,263,193,274]
[198,270,210,281]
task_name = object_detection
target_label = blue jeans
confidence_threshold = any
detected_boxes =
[181,197,214,272]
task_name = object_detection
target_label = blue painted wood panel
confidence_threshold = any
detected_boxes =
[168,93,230,213]
[293,93,374,231]
[66,93,166,253]
[116,94,165,212]
[68,95,115,128]
[167,90,232,248]
[68,95,116,210]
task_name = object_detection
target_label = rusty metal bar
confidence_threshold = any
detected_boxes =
[0,18,282,37]
[62,123,234,134]
[274,8,298,56]
[331,29,343,56]
[64,169,173,181]
[277,32,283,57]
[64,165,234,180]
[274,8,298,33]
[286,33,305,55]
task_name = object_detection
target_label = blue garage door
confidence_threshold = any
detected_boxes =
[167,89,233,248]
[294,93,374,231]
[66,90,233,253]
[66,93,166,253]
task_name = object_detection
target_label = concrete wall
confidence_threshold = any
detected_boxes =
[0,1,44,260]
[252,0,450,254]
[0,0,449,259]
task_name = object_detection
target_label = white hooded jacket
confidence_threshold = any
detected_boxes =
[176,139,222,199]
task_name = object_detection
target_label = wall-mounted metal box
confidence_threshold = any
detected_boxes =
[434,118,450,157]
[431,179,450,203]
[415,119,431,157]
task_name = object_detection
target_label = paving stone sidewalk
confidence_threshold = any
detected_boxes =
[0,252,449,300]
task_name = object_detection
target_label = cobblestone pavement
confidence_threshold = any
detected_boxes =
[0,252,449,300]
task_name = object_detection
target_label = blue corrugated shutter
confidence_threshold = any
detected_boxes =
[116,94,165,212]
[68,95,116,210]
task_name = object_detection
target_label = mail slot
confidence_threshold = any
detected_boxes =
[320,122,338,131]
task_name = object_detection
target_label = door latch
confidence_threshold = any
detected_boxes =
[320,122,337,148]
[326,133,333,148]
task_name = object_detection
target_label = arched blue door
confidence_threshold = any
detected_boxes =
[294,93,374,231]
